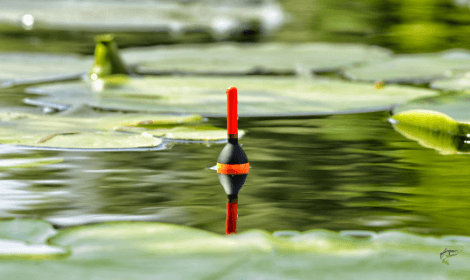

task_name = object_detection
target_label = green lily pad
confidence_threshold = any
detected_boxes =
[0,112,190,149]
[431,70,470,91]
[0,239,67,260]
[0,111,242,149]
[25,76,438,116]
[344,49,470,84]
[0,53,91,88]
[164,126,245,141]
[0,218,56,243]
[122,42,392,75]
[390,110,470,155]
[0,0,285,40]
[1,219,470,278]
[0,219,66,260]
[393,92,470,123]
[117,125,245,142]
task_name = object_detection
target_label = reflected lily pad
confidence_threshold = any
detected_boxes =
[1,219,469,278]
[25,77,438,116]
[0,157,63,169]
[344,49,470,84]
[390,110,470,155]
[122,43,392,75]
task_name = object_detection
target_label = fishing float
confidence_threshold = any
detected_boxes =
[217,87,249,235]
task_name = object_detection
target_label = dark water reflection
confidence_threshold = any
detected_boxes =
[2,111,470,235]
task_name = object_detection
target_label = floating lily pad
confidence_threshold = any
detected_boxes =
[122,42,392,75]
[0,53,91,88]
[164,125,245,141]
[0,111,241,149]
[344,49,470,84]
[1,219,469,278]
[0,112,189,149]
[0,219,66,260]
[390,110,470,155]
[393,92,470,123]
[0,239,67,260]
[431,70,470,91]
[118,125,245,142]
[0,0,285,40]
[0,218,56,243]
[25,76,438,116]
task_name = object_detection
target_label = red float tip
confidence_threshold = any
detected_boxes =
[226,87,238,135]
[226,87,237,95]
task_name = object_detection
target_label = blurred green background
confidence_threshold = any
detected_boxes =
[278,0,470,53]
[0,0,470,54]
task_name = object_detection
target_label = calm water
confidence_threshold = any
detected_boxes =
[1,0,470,237]
[2,109,470,236]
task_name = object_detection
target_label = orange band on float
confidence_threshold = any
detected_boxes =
[217,162,250,175]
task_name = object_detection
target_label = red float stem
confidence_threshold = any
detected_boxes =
[226,87,238,135]
[226,199,238,235]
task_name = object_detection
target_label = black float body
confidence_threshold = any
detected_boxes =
[217,138,249,196]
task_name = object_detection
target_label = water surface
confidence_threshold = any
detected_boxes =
[2,110,469,235]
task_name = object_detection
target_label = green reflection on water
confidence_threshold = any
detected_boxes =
[2,111,470,236]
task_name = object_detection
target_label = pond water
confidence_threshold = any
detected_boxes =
[2,104,469,236]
